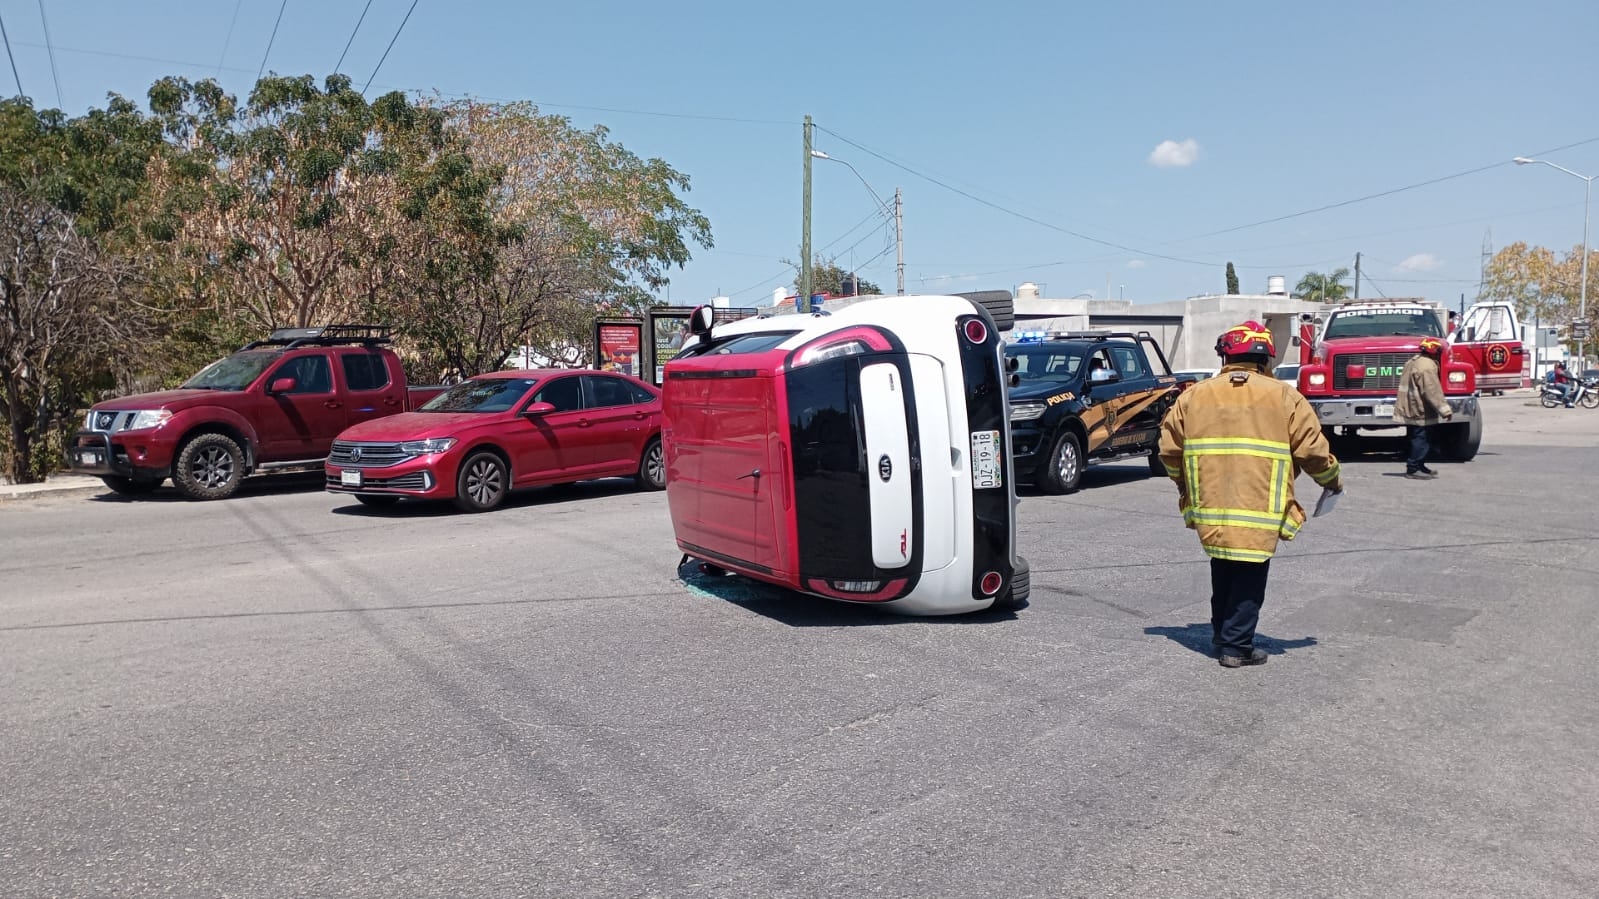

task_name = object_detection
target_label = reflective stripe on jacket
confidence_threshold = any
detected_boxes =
[1158,364,1341,562]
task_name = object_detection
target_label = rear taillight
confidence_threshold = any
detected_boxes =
[979,571,1003,596]
[964,319,988,344]
[788,326,895,369]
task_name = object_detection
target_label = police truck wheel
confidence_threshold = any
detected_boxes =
[172,433,244,500]
[1039,432,1084,494]
[454,452,509,513]
[100,476,161,496]
[636,437,665,490]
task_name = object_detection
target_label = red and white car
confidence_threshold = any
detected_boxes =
[326,369,663,512]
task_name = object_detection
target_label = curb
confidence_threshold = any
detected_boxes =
[0,480,108,505]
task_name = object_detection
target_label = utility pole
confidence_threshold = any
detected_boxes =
[800,115,814,314]
[893,187,905,296]
[1354,252,1362,300]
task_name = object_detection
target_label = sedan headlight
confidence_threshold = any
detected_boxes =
[399,437,457,455]
[1010,402,1047,422]
[127,409,173,430]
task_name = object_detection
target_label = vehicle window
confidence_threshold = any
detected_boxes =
[274,354,333,394]
[1324,310,1443,339]
[1007,348,1082,382]
[1108,346,1146,378]
[420,378,538,413]
[625,382,656,404]
[677,331,799,358]
[585,375,634,408]
[341,352,391,391]
[181,350,280,391]
[532,376,583,412]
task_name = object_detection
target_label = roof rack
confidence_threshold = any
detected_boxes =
[241,324,393,350]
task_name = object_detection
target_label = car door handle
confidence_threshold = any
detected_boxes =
[576,419,592,427]
[324,400,343,409]
[382,396,400,406]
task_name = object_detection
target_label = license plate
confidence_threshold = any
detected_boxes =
[340,469,362,487]
[970,429,1003,489]
[78,450,101,466]
[1374,404,1394,418]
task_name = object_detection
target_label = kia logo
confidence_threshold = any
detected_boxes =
[878,454,892,482]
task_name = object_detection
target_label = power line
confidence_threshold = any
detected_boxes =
[334,0,374,75]
[362,0,421,94]
[0,11,22,97]
[215,0,243,77]
[257,0,287,81]
[35,0,61,107]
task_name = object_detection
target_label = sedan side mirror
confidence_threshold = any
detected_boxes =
[268,377,297,394]
[522,401,556,417]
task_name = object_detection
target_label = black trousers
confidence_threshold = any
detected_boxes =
[1406,425,1433,472]
[1210,558,1271,657]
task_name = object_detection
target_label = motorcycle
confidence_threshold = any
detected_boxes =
[1540,377,1599,409]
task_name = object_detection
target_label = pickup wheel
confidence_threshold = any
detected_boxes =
[454,451,508,513]
[636,437,665,490]
[172,433,244,500]
[100,476,161,496]
[1038,431,1084,495]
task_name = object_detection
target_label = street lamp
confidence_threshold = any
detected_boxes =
[810,150,905,296]
[1514,155,1592,366]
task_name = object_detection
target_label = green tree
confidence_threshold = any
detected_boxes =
[788,256,881,300]
[1480,241,1596,339]
[1225,262,1240,295]
[1295,267,1351,303]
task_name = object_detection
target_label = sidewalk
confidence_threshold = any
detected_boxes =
[0,473,107,504]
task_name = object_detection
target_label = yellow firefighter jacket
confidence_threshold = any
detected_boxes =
[1158,363,1342,563]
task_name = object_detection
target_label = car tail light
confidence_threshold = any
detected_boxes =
[979,571,1003,596]
[963,319,988,344]
[789,327,893,369]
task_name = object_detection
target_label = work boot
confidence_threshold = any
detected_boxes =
[1404,470,1432,480]
[1218,649,1268,668]
[1419,466,1439,477]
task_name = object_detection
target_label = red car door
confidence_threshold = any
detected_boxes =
[580,374,656,473]
[258,352,348,460]
[519,374,599,479]
[339,349,405,427]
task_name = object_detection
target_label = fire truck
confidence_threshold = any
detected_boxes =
[1446,300,1527,394]
[1292,299,1485,461]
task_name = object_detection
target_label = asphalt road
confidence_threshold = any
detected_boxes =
[3,394,1596,898]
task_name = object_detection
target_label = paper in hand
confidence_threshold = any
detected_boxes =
[1312,487,1342,518]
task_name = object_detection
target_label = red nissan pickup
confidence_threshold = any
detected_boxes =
[66,326,446,500]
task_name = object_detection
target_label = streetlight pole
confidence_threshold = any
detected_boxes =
[801,116,813,314]
[810,149,904,295]
[1514,156,1593,366]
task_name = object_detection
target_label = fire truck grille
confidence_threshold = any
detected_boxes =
[1332,353,1410,391]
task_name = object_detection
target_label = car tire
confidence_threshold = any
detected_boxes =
[172,433,244,500]
[1147,449,1167,477]
[636,437,665,490]
[355,494,400,508]
[453,451,508,513]
[1038,431,1083,494]
[954,289,1015,332]
[1436,416,1483,462]
[100,475,161,496]
[991,557,1030,611]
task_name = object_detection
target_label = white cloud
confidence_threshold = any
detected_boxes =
[1397,253,1443,272]
[1126,259,1147,269]
[1148,138,1201,168]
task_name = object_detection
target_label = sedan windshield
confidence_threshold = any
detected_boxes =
[1324,310,1443,339]
[1007,347,1084,383]
[181,351,281,390]
[419,378,538,413]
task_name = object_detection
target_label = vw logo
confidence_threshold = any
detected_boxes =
[349,446,363,463]
[878,454,893,482]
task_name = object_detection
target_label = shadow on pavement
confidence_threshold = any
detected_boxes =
[676,560,1019,627]
[1144,622,1318,657]
[328,477,648,517]
[87,471,326,503]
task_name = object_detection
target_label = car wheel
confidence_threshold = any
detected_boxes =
[172,433,244,500]
[990,557,1030,611]
[100,476,161,496]
[453,451,508,513]
[355,494,400,508]
[1146,449,1167,477]
[636,437,665,490]
[1038,431,1083,494]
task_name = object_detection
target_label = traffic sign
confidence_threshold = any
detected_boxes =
[1572,321,1591,338]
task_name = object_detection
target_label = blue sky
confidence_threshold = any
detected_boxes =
[3,0,1597,309]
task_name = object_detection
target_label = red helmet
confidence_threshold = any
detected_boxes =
[1215,321,1275,360]
[1418,336,1444,356]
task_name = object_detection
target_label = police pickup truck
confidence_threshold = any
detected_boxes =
[1005,331,1179,494]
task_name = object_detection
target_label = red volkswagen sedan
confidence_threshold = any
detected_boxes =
[326,369,663,512]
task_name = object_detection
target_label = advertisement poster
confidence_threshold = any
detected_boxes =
[648,311,693,385]
[593,320,643,377]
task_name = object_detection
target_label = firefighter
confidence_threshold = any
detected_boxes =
[1394,336,1453,478]
[1158,321,1343,668]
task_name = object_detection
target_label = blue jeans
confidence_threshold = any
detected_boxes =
[1211,558,1271,657]
[1407,425,1433,473]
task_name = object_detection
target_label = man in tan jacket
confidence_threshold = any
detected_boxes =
[1393,336,1452,480]
[1159,321,1343,668]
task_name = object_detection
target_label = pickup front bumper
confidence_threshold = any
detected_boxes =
[64,429,176,481]
[1308,394,1479,429]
